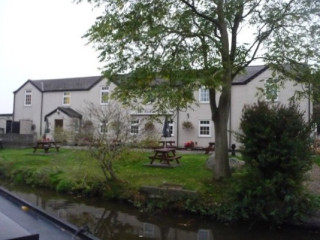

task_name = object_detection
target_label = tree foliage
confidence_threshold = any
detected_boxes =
[79,0,320,179]
[233,101,313,224]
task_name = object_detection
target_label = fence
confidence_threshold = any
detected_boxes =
[0,134,36,148]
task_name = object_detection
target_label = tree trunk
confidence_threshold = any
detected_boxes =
[212,107,231,179]
[210,72,232,180]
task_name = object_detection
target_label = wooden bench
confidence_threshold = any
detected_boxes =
[149,155,181,165]
[33,141,60,153]
[33,145,50,153]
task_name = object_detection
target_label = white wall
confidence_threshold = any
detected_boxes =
[14,78,117,138]
[230,69,311,145]
[19,119,33,134]
[177,68,311,148]
[14,73,311,147]
[13,82,42,135]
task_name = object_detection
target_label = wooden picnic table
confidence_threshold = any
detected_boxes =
[149,148,181,165]
[33,141,60,153]
[158,141,176,148]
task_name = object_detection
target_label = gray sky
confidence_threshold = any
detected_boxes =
[0,0,267,114]
[0,0,102,113]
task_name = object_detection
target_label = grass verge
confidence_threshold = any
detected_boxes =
[0,148,220,195]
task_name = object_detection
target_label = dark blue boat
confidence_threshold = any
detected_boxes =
[0,187,99,240]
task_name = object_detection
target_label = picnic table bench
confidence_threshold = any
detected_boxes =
[149,148,181,165]
[33,141,60,153]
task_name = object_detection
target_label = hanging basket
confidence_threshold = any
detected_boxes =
[182,121,194,130]
[144,122,155,131]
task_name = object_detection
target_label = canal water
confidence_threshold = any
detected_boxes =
[1,183,319,240]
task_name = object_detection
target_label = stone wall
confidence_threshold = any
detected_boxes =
[0,134,36,148]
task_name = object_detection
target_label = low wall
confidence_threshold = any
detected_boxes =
[0,134,36,148]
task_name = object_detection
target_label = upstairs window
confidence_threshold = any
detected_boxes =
[100,86,109,105]
[199,120,211,137]
[130,119,139,135]
[199,87,209,103]
[24,90,32,106]
[63,92,71,105]
[265,78,279,102]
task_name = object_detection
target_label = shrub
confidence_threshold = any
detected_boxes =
[232,101,313,224]
[56,179,73,193]
[53,127,68,144]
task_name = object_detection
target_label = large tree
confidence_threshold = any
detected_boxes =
[80,0,320,179]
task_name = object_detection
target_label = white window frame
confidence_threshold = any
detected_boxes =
[199,87,210,103]
[62,92,71,105]
[130,119,139,135]
[24,90,32,106]
[199,120,212,137]
[100,122,108,133]
[264,78,279,102]
[168,119,174,137]
[100,86,109,105]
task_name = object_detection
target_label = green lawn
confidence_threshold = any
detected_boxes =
[0,148,213,193]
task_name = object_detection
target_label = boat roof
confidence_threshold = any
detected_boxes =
[0,187,99,240]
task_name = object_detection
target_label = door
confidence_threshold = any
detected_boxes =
[54,119,63,131]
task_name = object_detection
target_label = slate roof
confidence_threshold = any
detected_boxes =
[14,76,104,93]
[32,76,103,92]
[232,65,268,85]
[45,107,82,120]
[14,65,268,94]
[115,66,269,86]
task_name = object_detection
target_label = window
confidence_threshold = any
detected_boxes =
[100,86,109,105]
[168,119,174,137]
[199,120,211,137]
[63,92,71,105]
[130,119,139,135]
[24,90,32,106]
[199,87,209,103]
[265,78,279,102]
[100,121,108,133]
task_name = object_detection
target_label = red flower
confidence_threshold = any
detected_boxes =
[184,141,194,148]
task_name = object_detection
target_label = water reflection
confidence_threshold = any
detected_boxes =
[1,183,318,240]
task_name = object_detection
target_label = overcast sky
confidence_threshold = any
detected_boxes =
[0,0,102,113]
[0,0,265,114]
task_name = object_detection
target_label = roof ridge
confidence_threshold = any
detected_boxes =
[30,75,103,82]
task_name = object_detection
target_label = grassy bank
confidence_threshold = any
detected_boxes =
[2,148,319,221]
[0,148,223,198]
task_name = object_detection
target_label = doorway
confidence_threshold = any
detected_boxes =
[55,119,63,131]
